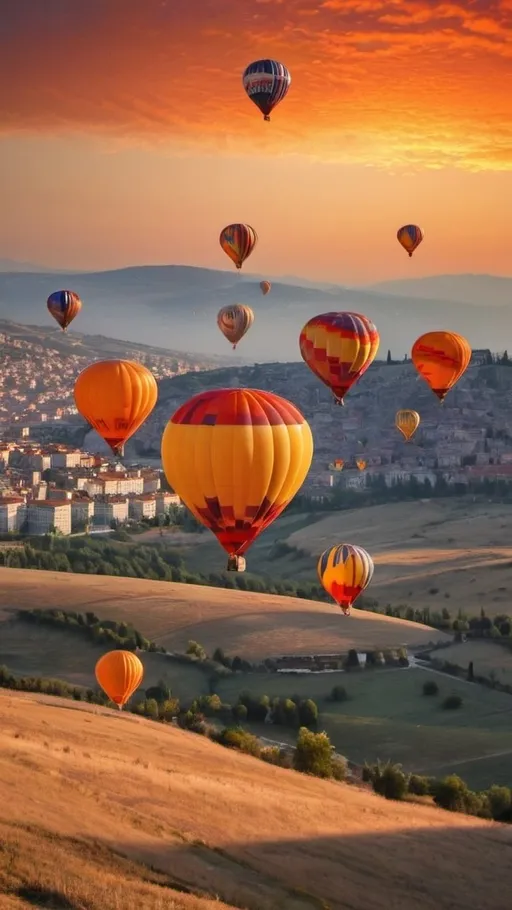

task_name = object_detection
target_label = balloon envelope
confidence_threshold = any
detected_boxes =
[95,649,144,709]
[260,280,271,296]
[161,388,313,562]
[219,224,257,270]
[242,59,291,121]
[411,332,471,402]
[74,359,158,457]
[300,312,380,404]
[397,224,423,257]
[317,544,374,615]
[217,304,254,348]
[47,290,82,331]
[395,409,420,441]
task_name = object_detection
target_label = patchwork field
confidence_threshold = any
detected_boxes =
[0,568,449,663]
[2,690,512,910]
[163,499,512,617]
[215,665,512,790]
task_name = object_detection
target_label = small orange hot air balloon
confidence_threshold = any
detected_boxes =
[95,650,144,710]
[74,360,158,457]
[356,459,366,471]
[300,312,380,405]
[397,224,424,257]
[260,280,271,296]
[217,304,254,349]
[396,409,420,441]
[219,224,257,270]
[411,332,471,403]
[161,388,313,571]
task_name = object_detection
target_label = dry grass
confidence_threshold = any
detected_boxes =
[2,691,512,910]
[288,500,512,616]
[433,639,512,687]
[0,568,450,662]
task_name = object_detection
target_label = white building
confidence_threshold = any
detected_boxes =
[27,500,72,535]
[94,497,129,525]
[0,496,26,532]
[129,494,157,520]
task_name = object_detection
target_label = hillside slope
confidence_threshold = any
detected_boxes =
[0,569,450,667]
[1,690,512,910]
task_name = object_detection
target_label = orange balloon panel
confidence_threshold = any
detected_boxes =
[95,649,144,708]
[74,359,158,456]
[411,332,471,402]
[300,312,380,404]
[161,388,313,558]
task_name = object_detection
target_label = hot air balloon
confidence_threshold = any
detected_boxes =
[328,458,344,471]
[411,332,471,403]
[242,59,291,121]
[217,304,255,349]
[317,544,374,616]
[397,224,424,257]
[161,388,313,572]
[300,312,380,405]
[356,459,366,471]
[74,360,158,457]
[95,650,144,710]
[260,280,271,296]
[220,224,257,271]
[47,290,82,331]
[396,409,420,441]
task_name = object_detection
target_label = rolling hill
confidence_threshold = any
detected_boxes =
[160,500,512,619]
[0,265,510,362]
[2,689,512,910]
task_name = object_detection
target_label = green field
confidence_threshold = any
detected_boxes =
[431,639,512,687]
[214,666,512,790]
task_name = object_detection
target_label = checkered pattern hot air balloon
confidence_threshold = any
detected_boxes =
[299,311,380,405]
[317,544,374,616]
[160,388,313,571]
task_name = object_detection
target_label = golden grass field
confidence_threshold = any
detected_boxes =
[2,690,512,910]
[0,567,450,667]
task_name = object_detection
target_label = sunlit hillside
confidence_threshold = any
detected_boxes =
[1,690,512,910]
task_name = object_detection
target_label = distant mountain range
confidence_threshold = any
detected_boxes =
[0,264,510,362]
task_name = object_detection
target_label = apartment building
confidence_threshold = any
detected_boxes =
[27,500,72,535]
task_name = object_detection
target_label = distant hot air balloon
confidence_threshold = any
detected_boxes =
[411,332,471,403]
[328,458,344,471]
[260,280,271,296]
[74,359,158,457]
[47,290,82,331]
[396,409,420,441]
[317,544,374,616]
[219,224,258,270]
[300,312,380,405]
[356,459,366,471]
[242,59,291,121]
[95,650,144,710]
[217,304,254,349]
[161,388,313,572]
[397,224,424,257]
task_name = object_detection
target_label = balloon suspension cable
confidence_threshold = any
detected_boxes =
[333,396,345,407]
[264,115,270,122]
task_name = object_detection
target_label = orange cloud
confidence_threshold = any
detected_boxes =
[0,0,510,171]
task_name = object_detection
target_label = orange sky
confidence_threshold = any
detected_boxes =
[0,0,511,282]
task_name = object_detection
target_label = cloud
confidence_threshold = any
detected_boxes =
[0,0,511,171]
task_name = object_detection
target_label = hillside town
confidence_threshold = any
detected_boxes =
[0,438,181,535]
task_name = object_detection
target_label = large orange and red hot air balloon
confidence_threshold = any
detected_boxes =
[411,331,471,402]
[317,544,374,616]
[74,360,158,457]
[217,304,254,349]
[219,224,257,270]
[95,650,144,710]
[47,290,82,331]
[299,312,380,405]
[161,388,313,571]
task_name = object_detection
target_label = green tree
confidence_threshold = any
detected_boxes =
[293,727,333,778]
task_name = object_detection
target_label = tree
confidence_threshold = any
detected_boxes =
[433,775,471,812]
[423,680,439,696]
[298,698,318,727]
[386,349,392,364]
[186,640,206,660]
[293,727,333,778]
[486,785,512,821]
[371,761,408,801]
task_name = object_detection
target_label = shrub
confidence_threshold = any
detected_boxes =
[432,775,470,812]
[371,761,408,801]
[486,785,512,821]
[423,680,439,696]
[330,684,348,702]
[215,727,261,757]
[442,694,462,710]
[298,698,318,727]
[408,774,431,797]
[293,727,333,778]
[232,703,248,721]
[331,755,348,781]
